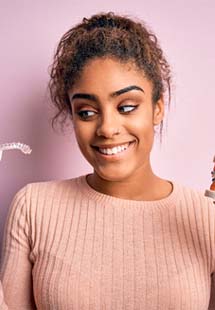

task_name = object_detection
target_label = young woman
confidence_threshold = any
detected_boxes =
[1,12,215,310]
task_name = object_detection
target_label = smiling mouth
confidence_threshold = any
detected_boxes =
[92,141,135,156]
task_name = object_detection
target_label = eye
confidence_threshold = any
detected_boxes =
[118,105,138,113]
[76,110,97,120]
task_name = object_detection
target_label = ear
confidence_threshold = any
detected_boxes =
[153,98,165,125]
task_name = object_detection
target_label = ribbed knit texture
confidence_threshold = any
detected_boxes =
[1,175,215,310]
[0,281,7,310]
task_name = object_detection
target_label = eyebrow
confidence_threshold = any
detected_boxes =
[70,85,144,102]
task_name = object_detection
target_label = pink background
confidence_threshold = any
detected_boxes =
[0,0,214,250]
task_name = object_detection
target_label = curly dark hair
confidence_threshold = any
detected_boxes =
[49,12,171,135]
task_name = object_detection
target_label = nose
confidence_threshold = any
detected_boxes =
[96,113,120,138]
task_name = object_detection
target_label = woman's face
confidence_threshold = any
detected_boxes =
[68,57,164,182]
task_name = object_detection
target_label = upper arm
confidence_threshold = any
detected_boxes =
[208,198,215,309]
[208,273,215,309]
[0,185,36,309]
[0,280,8,310]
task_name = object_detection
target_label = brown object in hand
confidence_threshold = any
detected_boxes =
[210,156,215,191]
[210,182,215,191]
[205,155,215,201]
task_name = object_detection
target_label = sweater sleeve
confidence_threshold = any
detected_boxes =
[208,199,215,310]
[208,274,215,309]
[0,185,36,309]
[0,280,8,310]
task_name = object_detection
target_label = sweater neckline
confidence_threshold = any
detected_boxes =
[77,174,180,209]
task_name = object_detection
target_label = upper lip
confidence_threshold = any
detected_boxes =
[91,141,135,149]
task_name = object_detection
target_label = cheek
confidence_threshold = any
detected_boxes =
[129,115,154,151]
[73,122,94,147]
[129,115,154,135]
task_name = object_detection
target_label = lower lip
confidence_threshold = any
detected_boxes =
[93,142,135,161]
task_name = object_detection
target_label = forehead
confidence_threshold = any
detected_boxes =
[70,57,153,95]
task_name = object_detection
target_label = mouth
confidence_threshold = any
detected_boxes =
[92,141,135,157]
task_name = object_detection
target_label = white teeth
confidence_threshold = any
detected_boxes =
[99,143,129,155]
[112,147,118,154]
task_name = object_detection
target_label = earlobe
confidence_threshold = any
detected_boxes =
[153,99,164,125]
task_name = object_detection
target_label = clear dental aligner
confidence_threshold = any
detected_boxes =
[0,142,32,161]
[205,155,215,202]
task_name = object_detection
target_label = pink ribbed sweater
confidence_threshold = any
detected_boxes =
[1,175,215,310]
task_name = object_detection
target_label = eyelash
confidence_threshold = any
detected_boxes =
[76,105,138,120]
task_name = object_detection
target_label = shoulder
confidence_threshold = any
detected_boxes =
[24,177,80,201]
[175,182,215,214]
[9,176,84,218]
[6,176,85,238]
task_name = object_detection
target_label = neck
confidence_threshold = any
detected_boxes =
[87,166,172,201]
